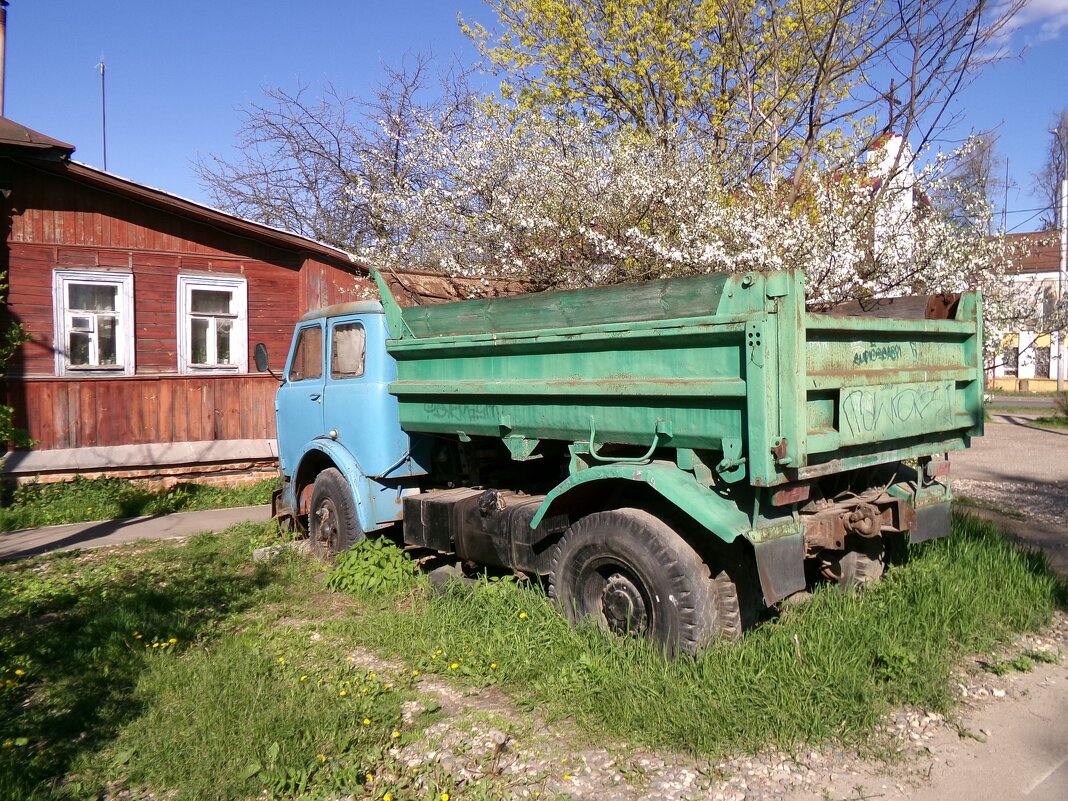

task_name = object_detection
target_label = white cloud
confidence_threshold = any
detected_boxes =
[1000,0,1068,41]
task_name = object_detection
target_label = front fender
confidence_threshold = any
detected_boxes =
[296,440,378,533]
[531,462,752,543]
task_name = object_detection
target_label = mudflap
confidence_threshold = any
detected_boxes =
[751,532,807,605]
[909,501,952,543]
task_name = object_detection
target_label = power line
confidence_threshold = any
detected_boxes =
[1007,209,1046,233]
[1001,205,1054,215]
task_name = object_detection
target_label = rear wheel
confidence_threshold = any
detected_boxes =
[549,508,743,656]
[309,468,363,559]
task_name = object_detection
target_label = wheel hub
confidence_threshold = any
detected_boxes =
[315,501,337,549]
[600,573,649,635]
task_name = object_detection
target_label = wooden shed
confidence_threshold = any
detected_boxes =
[0,116,375,481]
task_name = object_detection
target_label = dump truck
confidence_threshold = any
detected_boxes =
[259,268,983,655]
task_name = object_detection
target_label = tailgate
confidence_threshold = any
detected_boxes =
[799,294,984,476]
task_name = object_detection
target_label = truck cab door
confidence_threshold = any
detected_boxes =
[276,321,326,478]
[322,315,412,478]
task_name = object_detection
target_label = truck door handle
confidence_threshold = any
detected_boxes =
[309,392,321,401]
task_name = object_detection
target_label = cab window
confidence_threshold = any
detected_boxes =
[331,323,366,379]
[287,326,323,382]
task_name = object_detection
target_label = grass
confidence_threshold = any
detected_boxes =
[355,514,1063,756]
[0,513,1062,799]
[1027,416,1068,429]
[0,476,277,532]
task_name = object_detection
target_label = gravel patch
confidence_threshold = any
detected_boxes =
[954,478,1068,530]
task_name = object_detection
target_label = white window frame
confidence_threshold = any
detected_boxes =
[52,270,135,376]
[177,274,248,374]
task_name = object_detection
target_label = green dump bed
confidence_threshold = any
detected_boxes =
[377,269,983,487]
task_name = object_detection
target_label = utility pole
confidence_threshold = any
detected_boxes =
[0,0,9,117]
[1051,129,1067,394]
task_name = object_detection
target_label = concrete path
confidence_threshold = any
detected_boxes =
[0,504,272,562]
[905,663,1068,801]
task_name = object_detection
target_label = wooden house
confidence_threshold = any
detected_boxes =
[0,116,375,482]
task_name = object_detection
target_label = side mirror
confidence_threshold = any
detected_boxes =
[254,343,282,382]
[254,343,270,373]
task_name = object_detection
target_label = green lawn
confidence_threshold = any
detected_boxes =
[0,513,1062,800]
[0,476,276,532]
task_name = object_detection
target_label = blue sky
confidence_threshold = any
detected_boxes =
[5,0,1067,233]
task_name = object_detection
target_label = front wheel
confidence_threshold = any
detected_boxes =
[549,508,743,657]
[308,468,364,559]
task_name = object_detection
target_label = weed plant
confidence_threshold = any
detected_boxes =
[1055,392,1068,419]
[0,476,277,532]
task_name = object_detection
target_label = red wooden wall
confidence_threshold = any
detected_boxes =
[2,160,372,454]
[2,376,278,449]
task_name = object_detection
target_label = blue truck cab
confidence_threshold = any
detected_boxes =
[272,302,426,554]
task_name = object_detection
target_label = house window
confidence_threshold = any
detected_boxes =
[331,323,366,379]
[1035,337,1052,379]
[52,270,135,376]
[1000,335,1018,377]
[177,275,248,373]
[288,325,323,382]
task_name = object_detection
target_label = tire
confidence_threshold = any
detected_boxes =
[548,508,742,657]
[308,468,364,559]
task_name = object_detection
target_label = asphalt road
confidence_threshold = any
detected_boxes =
[954,413,1068,485]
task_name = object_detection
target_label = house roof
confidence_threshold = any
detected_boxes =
[1004,231,1062,275]
[0,117,75,158]
[1,115,363,270]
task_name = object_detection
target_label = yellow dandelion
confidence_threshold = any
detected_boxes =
[366,772,374,783]
[317,753,326,763]
[277,657,285,664]
[152,642,160,648]
[411,670,420,677]
[300,675,309,682]
[490,663,497,670]
[391,730,401,739]
[384,794,393,801]
[362,718,371,726]
[442,793,450,801]
[449,662,459,670]
[13,669,25,677]
[519,611,528,619]
[134,633,143,639]
[563,773,572,780]
[169,638,177,644]
[339,690,348,697]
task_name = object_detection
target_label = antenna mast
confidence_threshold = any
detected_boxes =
[97,57,107,171]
